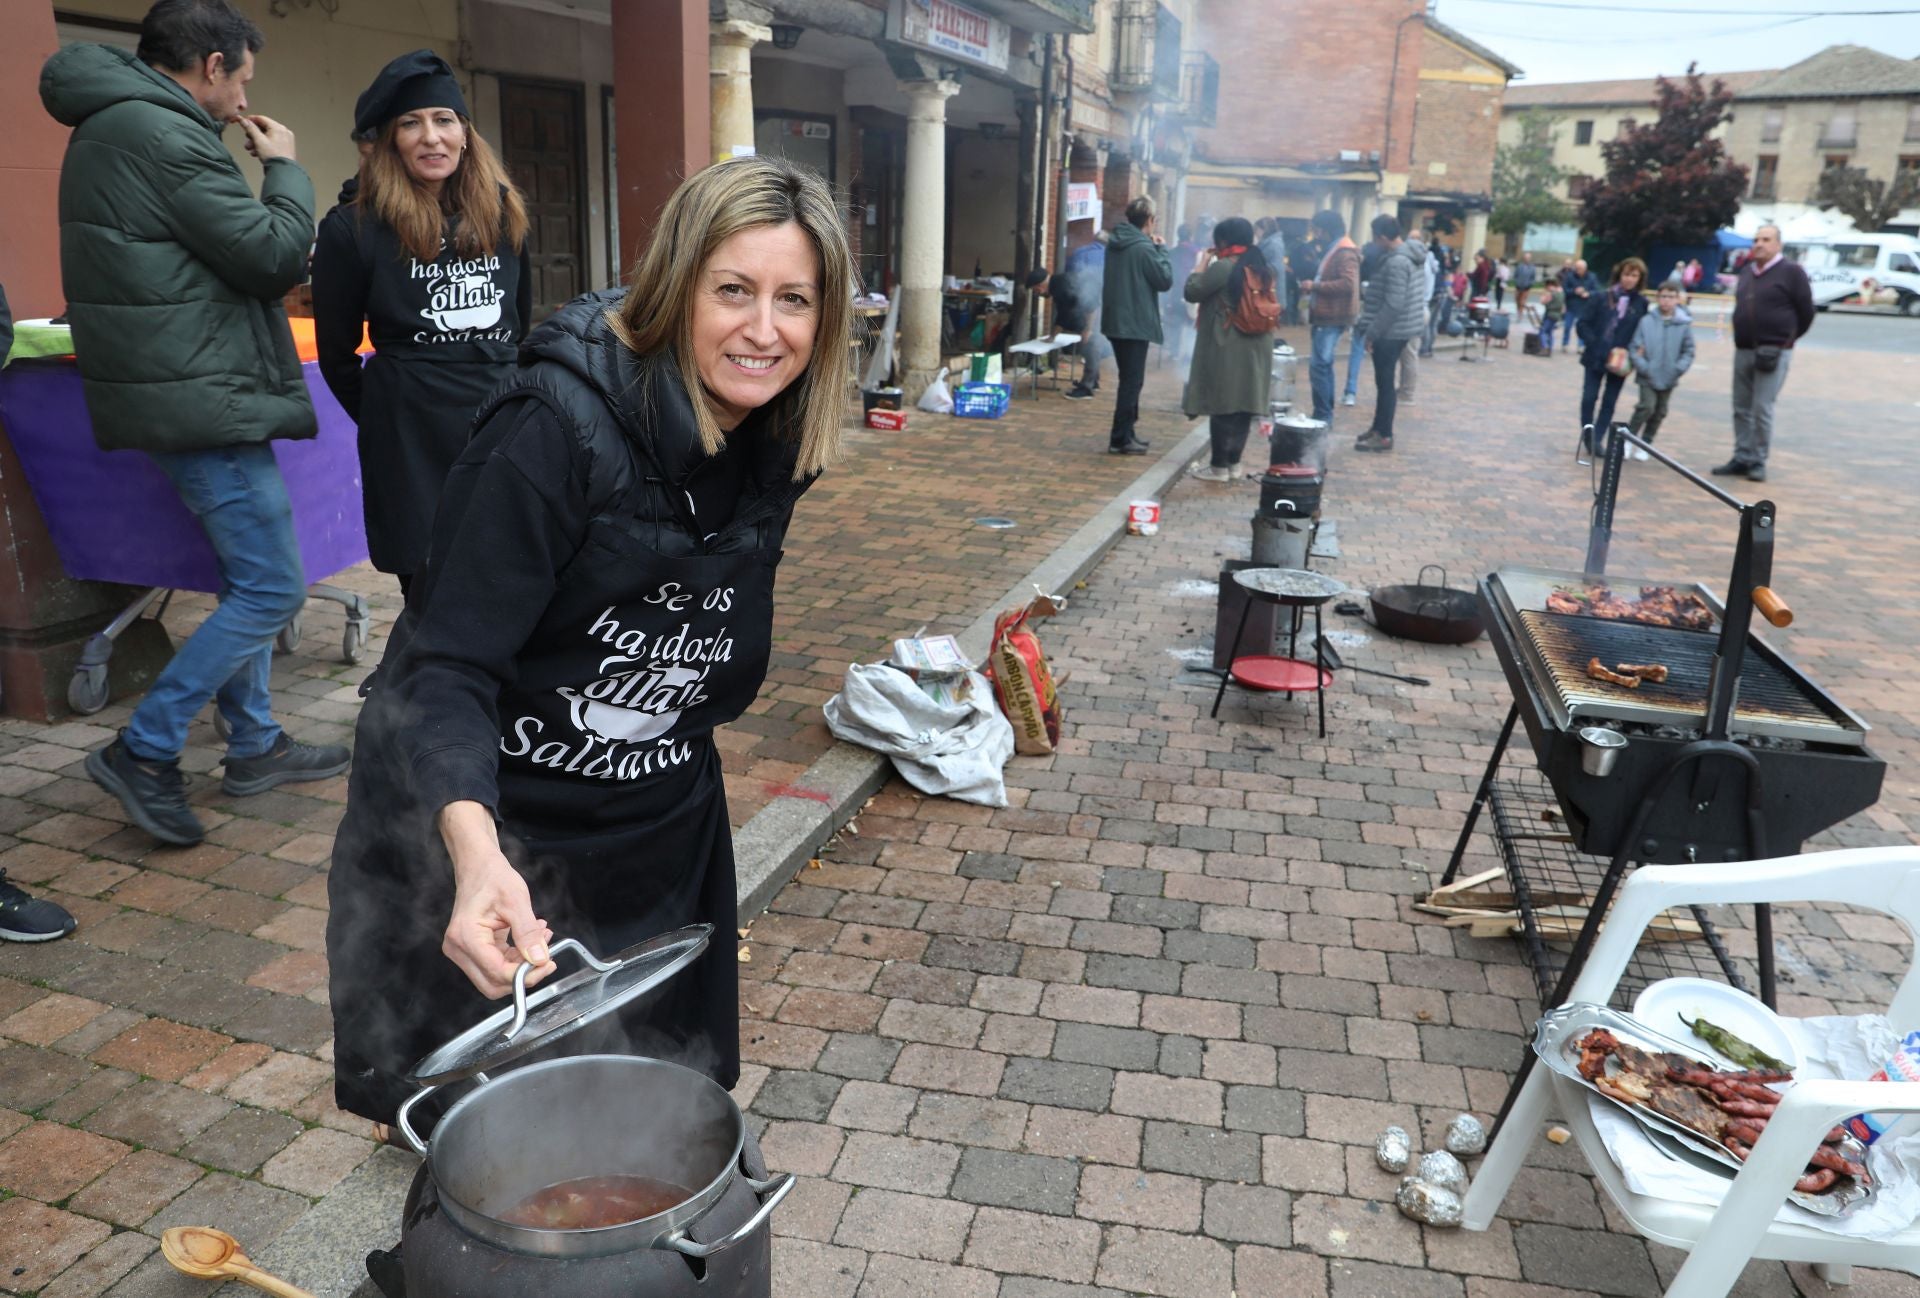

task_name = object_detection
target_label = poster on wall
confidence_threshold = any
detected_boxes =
[888,0,1011,73]
[1065,183,1100,225]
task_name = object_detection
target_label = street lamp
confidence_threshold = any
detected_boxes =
[770,23,803,50]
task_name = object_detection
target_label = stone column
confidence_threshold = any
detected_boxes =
[1463,210,1490,259]
[709,19,769,165]
[898,78,960,402]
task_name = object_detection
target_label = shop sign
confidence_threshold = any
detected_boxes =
[889,0,1011,73]
[1065,183,1099,225]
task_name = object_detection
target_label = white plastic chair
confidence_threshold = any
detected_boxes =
[1464,845,1920,1297]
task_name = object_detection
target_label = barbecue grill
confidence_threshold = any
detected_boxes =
[1442,428,1888,1139]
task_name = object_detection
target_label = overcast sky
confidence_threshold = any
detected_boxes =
[1432,0,1920,86]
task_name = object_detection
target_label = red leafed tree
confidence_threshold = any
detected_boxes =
[1578,66,1750,248]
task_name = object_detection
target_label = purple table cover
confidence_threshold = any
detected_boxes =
[0,360,368,593]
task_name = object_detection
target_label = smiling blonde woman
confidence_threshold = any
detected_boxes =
[325,154,852,1132]
[309,49,530,594]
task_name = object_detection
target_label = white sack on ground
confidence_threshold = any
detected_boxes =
[823,663,1014,806]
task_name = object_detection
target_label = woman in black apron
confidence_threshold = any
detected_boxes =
[326,155,853,1129]
[310,50,531,595]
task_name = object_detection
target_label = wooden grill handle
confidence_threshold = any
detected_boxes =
[1751,586,1793,628]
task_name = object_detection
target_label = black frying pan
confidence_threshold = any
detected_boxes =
[1367,565,1486,645]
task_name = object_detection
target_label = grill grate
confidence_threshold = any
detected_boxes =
[1516,609,1853,740]
[1484,767,1758,1008]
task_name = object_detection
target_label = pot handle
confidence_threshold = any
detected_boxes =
[660,1170,796,1260]
[1417,564,1448,591]
[395,1084,440,1156]
[1415,598,1454,622]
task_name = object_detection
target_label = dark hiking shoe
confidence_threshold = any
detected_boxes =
[1108,439,1150,455]
[1746,464,1767,483]
[0,871,76,943]
[1063,386,1097,401]
[1353,430,1394,453]
[85,736,204,847]
[222,735,352,796]
[1711,460,1758,476]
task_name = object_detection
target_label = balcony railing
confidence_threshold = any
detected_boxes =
[1112,0,1182,101]
[1174,51,1219,127]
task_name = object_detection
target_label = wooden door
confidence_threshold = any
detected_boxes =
[500,79,586,320]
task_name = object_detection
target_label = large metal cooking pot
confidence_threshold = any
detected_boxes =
[393,927,792,1265]
[1368,565,1486,644]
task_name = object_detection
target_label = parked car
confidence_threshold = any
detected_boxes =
[1781,233,1920,316]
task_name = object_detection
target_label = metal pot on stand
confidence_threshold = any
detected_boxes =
[377,926,793,1298]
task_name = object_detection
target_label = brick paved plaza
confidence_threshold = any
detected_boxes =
[2,318,1919,1296]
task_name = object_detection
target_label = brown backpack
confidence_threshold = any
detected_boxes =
[1228,263,1281,335]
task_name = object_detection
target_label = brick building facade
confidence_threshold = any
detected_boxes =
[1404,19,1520,259]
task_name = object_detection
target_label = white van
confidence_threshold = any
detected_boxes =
[1781,233,1920,316]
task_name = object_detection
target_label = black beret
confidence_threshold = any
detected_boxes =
[353,50,468,139]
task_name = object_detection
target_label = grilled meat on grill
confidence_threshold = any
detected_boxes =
[1616,662,1669,683]
[1587,658,1644,689]
[1547,584,1714,631]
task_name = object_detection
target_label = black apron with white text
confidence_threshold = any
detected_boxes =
[328,480,780,1127]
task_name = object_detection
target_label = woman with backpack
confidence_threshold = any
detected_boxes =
[1181,217,1277,481]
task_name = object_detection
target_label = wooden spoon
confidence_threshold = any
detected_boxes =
[160,1227,317,1298]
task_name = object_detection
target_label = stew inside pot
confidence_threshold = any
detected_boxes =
[500,1174,692,1230]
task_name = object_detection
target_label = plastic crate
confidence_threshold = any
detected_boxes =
[952,381,1012,419]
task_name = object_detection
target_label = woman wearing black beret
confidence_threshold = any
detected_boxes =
[310,50,530,596]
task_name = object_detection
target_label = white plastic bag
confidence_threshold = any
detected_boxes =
[917,367,954,414]
[823,663,1014,806]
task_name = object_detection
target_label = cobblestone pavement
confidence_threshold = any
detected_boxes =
[1,321,1918,1295]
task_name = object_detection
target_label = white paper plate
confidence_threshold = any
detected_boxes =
[1631,977,1799,1073]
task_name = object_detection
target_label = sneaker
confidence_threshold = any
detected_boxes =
[1107,439,1150,456]
[1341,393,1356,407]
[1187,464,1233,482]
[86,735,205,847]
[1353,430,1394,453]
[1747,464,1767,483]
[1064,387,1096,401]
[1710,459,1758,476]
[222,734,352,797]
[0,871,76,943]
[1630,445,1650,461]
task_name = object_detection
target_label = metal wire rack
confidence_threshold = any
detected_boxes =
[1485,767,1757,1009]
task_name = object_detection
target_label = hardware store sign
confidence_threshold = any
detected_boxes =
[890,0,1010,73]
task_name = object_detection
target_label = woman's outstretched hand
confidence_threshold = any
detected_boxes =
[438,801,555,998]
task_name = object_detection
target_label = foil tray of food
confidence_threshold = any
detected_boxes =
[1534,1004,1873,1217]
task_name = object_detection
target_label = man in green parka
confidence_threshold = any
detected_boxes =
[1100,196,1174,455]
[42,0,349,852]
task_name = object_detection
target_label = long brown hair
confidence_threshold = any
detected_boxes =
[609,156,852,481]
[357,115,529,263]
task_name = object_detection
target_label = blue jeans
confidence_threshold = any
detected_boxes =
[1309,324,1342,420]
[1343,325,1366,398]
[1561,311,1579,346]
[125,445,306,762]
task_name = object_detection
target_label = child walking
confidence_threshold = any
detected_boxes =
[1625,280,1696,460]
[1538,281,1566,357]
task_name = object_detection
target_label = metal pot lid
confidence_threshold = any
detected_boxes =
[407,924,713,1087]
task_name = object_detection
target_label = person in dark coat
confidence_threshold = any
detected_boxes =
[1181,217,1274,481]
[44,0,349,852]
[326,155,853,1132]
[311,50,531,595]
[1574,257,1650,460]
[1099,196,1173,455]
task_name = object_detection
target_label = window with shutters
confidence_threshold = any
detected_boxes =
[1751,155,1778,199]
[1760,107,1783,143]
[1820,104,1857,148]
[1574,120,1594,146]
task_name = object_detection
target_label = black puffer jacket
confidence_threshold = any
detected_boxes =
[375,290,813,814]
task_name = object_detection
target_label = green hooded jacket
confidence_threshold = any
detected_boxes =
[1100,222,1173,343]
[40,44,317,453]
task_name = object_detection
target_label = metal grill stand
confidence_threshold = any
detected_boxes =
[1446,427,1805,1138]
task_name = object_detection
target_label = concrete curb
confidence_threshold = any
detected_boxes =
[733,417,1212,921]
